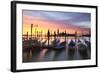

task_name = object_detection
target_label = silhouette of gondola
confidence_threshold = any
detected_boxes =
[41,38,66,51]
[68,39,76,59]
[41,40,47,46]
[84,39,91,52]
[23,39,41,52]
[51,38,60,46]
[53,41,66,51]
[77,39,90,59]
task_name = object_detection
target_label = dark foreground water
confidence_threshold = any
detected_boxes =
[23,47,91,63]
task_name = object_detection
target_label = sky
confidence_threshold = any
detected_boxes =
[22,10,91,35]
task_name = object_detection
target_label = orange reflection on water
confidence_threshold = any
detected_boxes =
[38,49,48,61]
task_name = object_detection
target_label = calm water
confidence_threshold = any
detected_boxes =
[23,37,91,63]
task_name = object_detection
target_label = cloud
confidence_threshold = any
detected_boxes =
[23,10,91,28]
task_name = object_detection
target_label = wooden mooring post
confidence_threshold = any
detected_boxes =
[31,24,33,40]
[75,31,77,43]
[47,29,50,46]
[26,32,28,40]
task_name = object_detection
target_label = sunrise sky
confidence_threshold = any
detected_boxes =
[22,10,91,35]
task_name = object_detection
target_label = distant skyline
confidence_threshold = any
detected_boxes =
[22,10,91,35]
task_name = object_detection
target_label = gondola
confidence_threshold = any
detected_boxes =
[77,39,89,59]
[68,40,76,56]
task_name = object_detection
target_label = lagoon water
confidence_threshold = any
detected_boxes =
[23,37,91,63]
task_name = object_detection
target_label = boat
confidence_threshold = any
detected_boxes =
[84,39,91,51]
[68,40,76,56]
[53,41,66,51]
[77,39,89,59]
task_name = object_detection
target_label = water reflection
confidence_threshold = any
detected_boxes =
[23,37,91,62]
[38,49,48,61]
[23,47,91,62]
